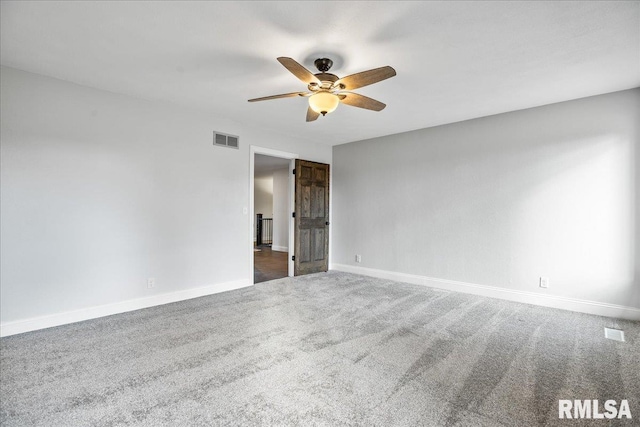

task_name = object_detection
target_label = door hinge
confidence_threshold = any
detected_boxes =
[292,169,296,175]
[292,212,296,218]
[292,256,295,261]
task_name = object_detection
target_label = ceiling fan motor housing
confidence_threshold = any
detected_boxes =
[309,73,339,91]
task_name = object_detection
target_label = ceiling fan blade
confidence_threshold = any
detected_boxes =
[306,107,320,122]
[335,66,396,90]
[277,57,321,85]
[248,92,307,102]
[339,93,386,111]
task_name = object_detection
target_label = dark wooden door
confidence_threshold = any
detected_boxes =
[294,160,329,275]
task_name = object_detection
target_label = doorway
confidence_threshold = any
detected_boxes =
[249,147,331,284]
[251,148,297,283]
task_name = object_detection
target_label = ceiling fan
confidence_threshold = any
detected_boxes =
[248,57,396,122]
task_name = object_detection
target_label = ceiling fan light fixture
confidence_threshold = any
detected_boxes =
[308,91,339,116]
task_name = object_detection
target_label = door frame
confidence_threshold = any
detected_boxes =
[249,146,298,283]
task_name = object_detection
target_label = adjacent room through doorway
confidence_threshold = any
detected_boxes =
[253,154,291,283]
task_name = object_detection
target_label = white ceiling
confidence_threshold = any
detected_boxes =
[255,154,290,178]
[1,1,638,146]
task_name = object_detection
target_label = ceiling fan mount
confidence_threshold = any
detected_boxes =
[314,58,333,73]
[248,56,396,121]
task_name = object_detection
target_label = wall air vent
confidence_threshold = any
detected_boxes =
[213,131,239,149]
[227,135,239,148]
[604,327,625,342]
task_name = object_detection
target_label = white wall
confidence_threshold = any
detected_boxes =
[332,88,640,316]
[253,175,273,242]
[272,167,289,252]
[0,66,331,332]
[254,176,273,219]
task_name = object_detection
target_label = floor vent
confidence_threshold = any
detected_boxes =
[604,327,625,342]
[213,131,239,149]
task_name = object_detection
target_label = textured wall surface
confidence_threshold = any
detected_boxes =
[0,66,331,324]
[272,167,290,251]
[254,175,274,242]
[332,89,640,309]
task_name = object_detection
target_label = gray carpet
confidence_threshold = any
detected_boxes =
[1,271,638,426]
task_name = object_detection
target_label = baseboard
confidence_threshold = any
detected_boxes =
[0,278,252,337]
[271,245,288,252]
[330,264,640,321]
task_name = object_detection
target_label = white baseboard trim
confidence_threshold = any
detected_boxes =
[0,278,252,337]
[271,245,288,252]
[331,264,640,321]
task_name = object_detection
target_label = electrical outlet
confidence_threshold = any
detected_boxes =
[355,254,362,263]
[539,276,549,289]
[147,278,156,289]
